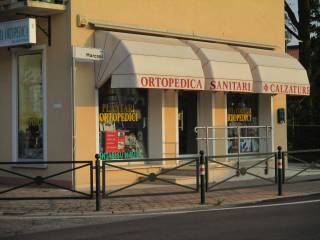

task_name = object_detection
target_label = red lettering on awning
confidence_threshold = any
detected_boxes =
[138,76,204,90]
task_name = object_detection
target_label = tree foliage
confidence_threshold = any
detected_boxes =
[285,0,320,149]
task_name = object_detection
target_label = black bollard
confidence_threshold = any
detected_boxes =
[95,154,101,211]
[199,151,206,204]
[277,146,283,196]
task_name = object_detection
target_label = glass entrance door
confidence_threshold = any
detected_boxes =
[178,91,198,155]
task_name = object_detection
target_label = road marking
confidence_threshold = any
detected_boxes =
[117,198,320,217]
[1,197,320,220]
[173,198,320,214]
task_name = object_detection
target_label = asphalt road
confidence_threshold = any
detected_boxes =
[2,197,320,240]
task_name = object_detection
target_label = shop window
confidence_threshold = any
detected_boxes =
[227,93,259,154]
[98,85,148,160]
[17,53,43,160]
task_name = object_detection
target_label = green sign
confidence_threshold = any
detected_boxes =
[99,151,140,160]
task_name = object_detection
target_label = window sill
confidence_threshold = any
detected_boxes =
[11,160,47,169]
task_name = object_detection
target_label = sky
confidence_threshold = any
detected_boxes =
[286,0,299,46]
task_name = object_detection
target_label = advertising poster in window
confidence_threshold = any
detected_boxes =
[227,93,259,154]
[98,87,148,160]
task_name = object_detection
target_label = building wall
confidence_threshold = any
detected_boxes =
[214,93,227,155]
[273,94,287,151]
[287,46,299,59]
[198,92,215,155]
[0,1,288,189]
[163,90,178,159]
[46,12,73,164]
[148,89,164,158]
[72,0,284,49]
[0,48,12,162]
[70,0,286,163]
[0,11,74,184]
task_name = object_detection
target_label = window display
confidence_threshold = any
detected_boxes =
[98,86,148,160]
[227,93,259,154]
[18,53,43,160]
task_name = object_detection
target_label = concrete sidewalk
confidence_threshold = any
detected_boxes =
[0,176,319,216]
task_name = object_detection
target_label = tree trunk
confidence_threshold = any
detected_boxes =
[298,0,311,77]
[298,0,313,123]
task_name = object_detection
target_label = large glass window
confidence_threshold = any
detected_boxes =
[98,85,148,160]
[18,53,43,160]
[227,93,259,154]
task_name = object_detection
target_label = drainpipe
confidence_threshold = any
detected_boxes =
[71,48,76,190]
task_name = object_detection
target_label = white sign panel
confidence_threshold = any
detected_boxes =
[0,18,36,47]
[73,47,104,62]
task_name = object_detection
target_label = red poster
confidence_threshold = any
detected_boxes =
[105,130,126,152]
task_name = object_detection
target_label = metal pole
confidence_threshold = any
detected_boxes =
[265,126,269,175]
[205,152,209,192]
[265,126,268,152]
[199,151,206,204]
[274,152,278,183]
[196,155,200,192]
[95,154,101,211]
[282,152,286,184]
[102,160,106,195]
[206,126,209,156]
[71,49,77,192]
[237,127,240,176]
[90,161,94,198]
[277,146,283,196]
[205,126,209,191]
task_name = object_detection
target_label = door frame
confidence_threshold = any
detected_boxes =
[177,90,199,158]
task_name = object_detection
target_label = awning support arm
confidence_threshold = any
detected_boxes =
[15,14,52,46]
[36,16,51,47]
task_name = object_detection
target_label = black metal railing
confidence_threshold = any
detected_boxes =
[0,161,93,200]
[283,149,320,183]
[99,156,199,199]
[205,152,277,192]
[2,147,320,212]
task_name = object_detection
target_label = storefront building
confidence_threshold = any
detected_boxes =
[0,0,310,187]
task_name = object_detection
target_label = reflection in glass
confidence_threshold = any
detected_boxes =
[227,93,259,154]
[98,85,148,160]
[18,54,43,160]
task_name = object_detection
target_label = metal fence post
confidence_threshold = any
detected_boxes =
[95,154,101,211]
[199,150,206,204]
[237,127,240,176]
[102,160,106,195]
[205,153,209,192]
[282,151,286,184]
[90,161,94,198]
[274,152,278,183]
[196,155,200,192]
[277,146,283,196]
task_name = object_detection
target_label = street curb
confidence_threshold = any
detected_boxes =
[1,191,320,219]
